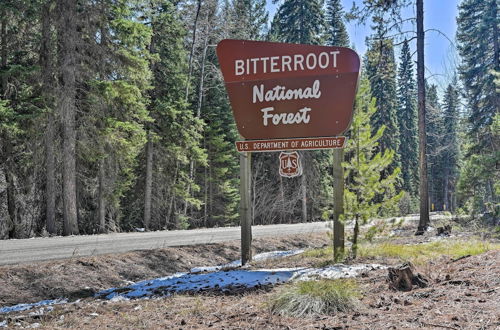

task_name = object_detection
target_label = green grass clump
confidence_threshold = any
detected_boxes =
[302,247,333,258]
[359,239,500,264]
[270,279,360,317]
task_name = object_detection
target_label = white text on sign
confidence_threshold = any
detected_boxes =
[234,52,340,76]
[235,136,346,152]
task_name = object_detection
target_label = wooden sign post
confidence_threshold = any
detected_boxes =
[216,40,360,265]
[239,151,252,265]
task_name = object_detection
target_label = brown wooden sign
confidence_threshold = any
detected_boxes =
[216,39,360,140]
[235,136,346,153]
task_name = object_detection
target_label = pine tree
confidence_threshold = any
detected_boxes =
[365,23,400,174]
[441,79,460,212]
[425,83,444,211]
[457,0,499,136]
[396,39,418,196]
[271,0,325,45]
[325,0,349,47]
[344,77,403,258]
[232,0,269,40]
[456,0,499,214]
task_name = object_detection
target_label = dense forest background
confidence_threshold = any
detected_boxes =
[0,0,498,238]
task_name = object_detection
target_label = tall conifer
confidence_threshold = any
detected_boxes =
[396,39,418,195]
[441,80,460,211]
[325,0,349,47]
[365,22,400,174]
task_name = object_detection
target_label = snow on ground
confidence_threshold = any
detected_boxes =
[97,263,385,300]
[292,264,385,281]
[98,269,296,300]
[0,299,67,314]
[0,249,384,314]
[190,249,305,273]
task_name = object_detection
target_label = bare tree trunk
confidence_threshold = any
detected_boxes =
[1,11,16,238]
[97,158,106,233]
[416,0,430,235]
[352,217,359,259]
[204,161,208,226]
[41,0,56,235]
[301,172,307,222]
[443,167,449,212]
[279,175,285,224]
[5,148,16,238]
[166,161,179,229]
[143,131,153,230]
[1,9,7,94]
[185,0,202,101]
[58,0,79,236]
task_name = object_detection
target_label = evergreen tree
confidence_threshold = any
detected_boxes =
[325,0,349,47]
[271,0,325,44]
[425,83,444,211]
[344,77,403,258]
[232,0,269,40]
[456,0,499,214]
[441,79,460,212]
[457,0,499,136]
[365,23,400,174]
[396,39,418,196]
[457,113,500,217]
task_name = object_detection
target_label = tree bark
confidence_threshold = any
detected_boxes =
[97,158,106,233]
[185,0,202,102]
[58,0,79,236]
[143,131,153,230]
[41,0,56,235]
[443,167,449,212]
[1,9,16,238]
[166,160,179,229]
[416,0,430,235]
[352,217,359,259]
[301,172,307,222]
[1,9,7,94]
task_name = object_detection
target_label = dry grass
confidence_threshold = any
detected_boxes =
[269,279,360,317]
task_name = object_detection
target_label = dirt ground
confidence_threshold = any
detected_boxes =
[1,226,500,329]
[0,233,329,307]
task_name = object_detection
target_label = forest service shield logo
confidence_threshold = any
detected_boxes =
[279,151,302,178]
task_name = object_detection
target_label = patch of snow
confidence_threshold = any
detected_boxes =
[99,269,296,300]
[190,249,305,273]
[109,295,130,302]
[0,299,67,314]
[0,321,7,328]
[28,306,53,317]
[292,264,386,281]
[98,262,385,301]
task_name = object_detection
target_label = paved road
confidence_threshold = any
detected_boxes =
[0,213,451,266]
[0,222,330,266]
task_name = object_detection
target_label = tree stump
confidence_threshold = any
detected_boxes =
[436,225,452,236]
[387,262,429,291]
